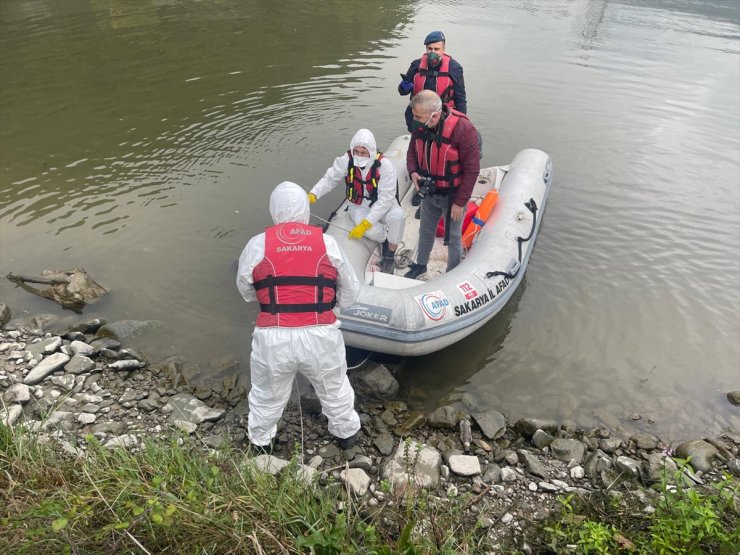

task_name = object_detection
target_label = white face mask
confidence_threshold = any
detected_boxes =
[353,155,371,168]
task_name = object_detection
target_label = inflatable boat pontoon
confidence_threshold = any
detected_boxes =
[324,135,553,356]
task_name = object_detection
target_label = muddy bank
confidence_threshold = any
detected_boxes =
[1,306,739,550]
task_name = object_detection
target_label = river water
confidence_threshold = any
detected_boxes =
[1,0,738,440]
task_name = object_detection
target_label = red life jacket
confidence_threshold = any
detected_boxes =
[252,223,337,327]
[413,108,467,190]
[413,53,455,109]
[345,151,384,205]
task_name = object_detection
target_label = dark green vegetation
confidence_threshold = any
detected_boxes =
[534,459,739,554]
[1,422,737,554]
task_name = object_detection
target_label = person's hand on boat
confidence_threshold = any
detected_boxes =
[349,219,373,239]
[307,192,317,204]
[410,171,421,189]
[451,203,465,222]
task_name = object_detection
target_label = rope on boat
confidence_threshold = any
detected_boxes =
[485,198,538,281]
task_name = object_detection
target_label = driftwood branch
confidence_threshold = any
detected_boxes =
[6,273,69,286]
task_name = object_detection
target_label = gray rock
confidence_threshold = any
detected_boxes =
[355,365,399,400]
[137,399,161,412]
[69,340,94,356]
[349,455,373,471]
[77,413,97,425]
[294,465,318,487]
[514,418,559,438]
[382,441,441,489]
[550,438,587,464]
[428,405,467,430]
[119,389,139,404]
[532,429,555,449]
[77,393,104,404]
[500,467,518,482]
[43,410,75,431]
[105,434,139,449]
[4,383,31,404]
[570,466,585,480]
[173,420,198,434]
[472,409,506,440]
[27,336,62,356]
[247,454,289,475]
[517,449,549,479]
[675,439,719,473]
[340,468,371,496]
[50,375,76,392]
[318,443,341,459]
[23,353,70,384]
[373,432,395,456]
[598,438,622,454]
[641,453,678,484]
[726,458,740,478]
[203,434,225,449]
[584,449,611,478]
[92,421,125,435]
[164,393,225,424]
[538,481,559,493]
[80,403,99,414]
[0,303,10,326]
[448,454,481,477]
[1,405,23,426]
[726,391,740,407]
[482,464,501,484]
[65,355,96,375]
[97,320,164,341]
[90,337,121,352]
[631,434,658,450]
[615,456,641,478]
[380,409,397,427]
[71,318,106,334]
[308,455,323,469]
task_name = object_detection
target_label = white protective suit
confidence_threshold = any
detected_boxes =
[310,128,405,244]
[236,181,362,446]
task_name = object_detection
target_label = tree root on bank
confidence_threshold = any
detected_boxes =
[6,268,108,312]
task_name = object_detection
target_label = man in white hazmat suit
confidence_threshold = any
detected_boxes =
[308,128,405,274]
[236,182,362,451]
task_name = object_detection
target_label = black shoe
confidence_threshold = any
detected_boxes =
[411,191,422,206]
[403,264,427,279]
[381,240,390,257]
[414,206,421,219]
[249,442,273,456]
[337,432,358,450]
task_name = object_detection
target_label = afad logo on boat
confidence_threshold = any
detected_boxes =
[415,291,451,321]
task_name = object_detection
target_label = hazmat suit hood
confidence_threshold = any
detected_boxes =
[269,181,310,225]
[350,129,377,161]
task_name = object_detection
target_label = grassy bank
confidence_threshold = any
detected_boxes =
[1,423,737,554]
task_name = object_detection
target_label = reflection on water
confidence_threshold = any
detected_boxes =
[1,0,738,440]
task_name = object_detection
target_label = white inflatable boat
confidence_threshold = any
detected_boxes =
[324,135,553,356]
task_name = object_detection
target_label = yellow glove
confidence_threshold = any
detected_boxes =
[307,193,317,204]
[349,219,373,239]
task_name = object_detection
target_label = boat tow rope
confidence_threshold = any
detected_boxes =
[485,198,538,281]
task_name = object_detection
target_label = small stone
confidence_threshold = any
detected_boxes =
[340,468,371,496]
[501,512,514,524]
[538,481,559,493]
[570,466,585,480]
[727,391,740,406]
[504,451,519,465]
[500,467,517,482]
[373,433,395,456]
[1,405,23,426]
[23,353,70,384]
[69,340,94,356]
[308,455,323,469]
[319,443,341,459]
[50,375,76,392]
[514,418,559,438]
[173,420,197,434]
[532,429,555,449]
[65,355,96,375]
[528,482,538,492]
[550,438,586,464]
[631,434,658,450]
[4,383,31,404]
[599,438,622,454]
[675,440,719,473]
[448,454,481,477]
[615,456,640,478]
[349,455,373,471]
[247,454,289,475]
[78,413,97,425]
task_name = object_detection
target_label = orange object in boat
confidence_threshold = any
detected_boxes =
[462,189,498,249]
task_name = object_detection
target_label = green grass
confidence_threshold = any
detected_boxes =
[537,459,739,554]
[0,423,485,554]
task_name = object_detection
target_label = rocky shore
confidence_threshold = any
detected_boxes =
[1,304,739,551]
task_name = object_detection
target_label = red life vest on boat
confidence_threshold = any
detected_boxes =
[252,223,337,327]
[413,108,467,190]
[345,151,384,205]
[413,53,455,109]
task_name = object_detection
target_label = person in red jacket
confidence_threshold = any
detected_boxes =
[404,90,480,279]
[236,182,361,452]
